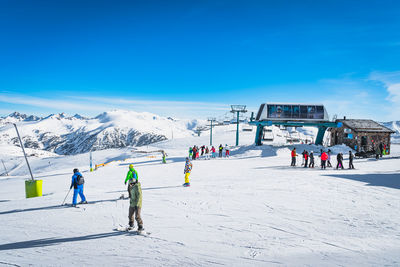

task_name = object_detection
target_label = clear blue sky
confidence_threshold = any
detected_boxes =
[1,0,400,121]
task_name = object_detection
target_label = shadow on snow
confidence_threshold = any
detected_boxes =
[323,172,400,190]
[0,232,124,251]
[0,198,121,215]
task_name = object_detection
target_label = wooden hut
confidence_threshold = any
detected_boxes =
[329,119,395,154]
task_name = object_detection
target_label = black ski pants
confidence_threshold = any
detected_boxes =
[321,160,326,169]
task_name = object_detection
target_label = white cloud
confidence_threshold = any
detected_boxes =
[0,93,233,119]
[369,71,400,119]
[0,94,104,112]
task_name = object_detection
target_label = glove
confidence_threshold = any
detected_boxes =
[70,185,73,189]
[124,181,127,185]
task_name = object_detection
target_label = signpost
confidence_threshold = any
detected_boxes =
[13,123,42,198]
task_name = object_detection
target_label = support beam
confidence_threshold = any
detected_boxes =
[315,126,327,145]
[255,125,263,146]
[250,120,341,147]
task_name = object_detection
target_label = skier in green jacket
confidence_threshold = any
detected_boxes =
[125,164,138,198]
[128,175,143,230]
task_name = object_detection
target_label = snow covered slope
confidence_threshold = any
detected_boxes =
[0,124,399,266]
[0,110,202,155]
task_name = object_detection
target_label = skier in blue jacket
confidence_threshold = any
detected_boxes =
[70,168,87,207]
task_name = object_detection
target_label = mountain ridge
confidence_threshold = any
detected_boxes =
[0,110,202,155]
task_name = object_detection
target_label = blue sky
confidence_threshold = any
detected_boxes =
[1,0,400,121]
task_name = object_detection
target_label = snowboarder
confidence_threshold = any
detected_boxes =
[349,151,355,169]
[125,164,138,199]
[183,157,192,187]
[336,153,344,169]
[225,144,230,157]
[327,149,332,167]
[70,168,87,207]
[161,150,167,164]
[309,151,315,168]
[219,144,223,158]
[291,148,297,166]
[128,175,143,231]
[321,151,328,169]
[304,151,309,168]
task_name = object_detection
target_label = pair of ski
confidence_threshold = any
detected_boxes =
[62,202,88,208]
[116,225,151,236]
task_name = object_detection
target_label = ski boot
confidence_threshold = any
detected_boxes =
[79,200,88,204]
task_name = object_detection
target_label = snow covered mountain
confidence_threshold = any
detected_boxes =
[0,110,202,155]
[382,121,400,144]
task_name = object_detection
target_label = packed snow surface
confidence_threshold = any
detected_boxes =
[0,124,399,266]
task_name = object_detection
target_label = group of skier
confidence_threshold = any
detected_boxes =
[189,144,230,160]
[291,148,355,169]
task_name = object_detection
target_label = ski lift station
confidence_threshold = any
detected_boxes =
[250,103,342,146]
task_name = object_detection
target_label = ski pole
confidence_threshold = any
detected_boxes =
[61,188,72,206]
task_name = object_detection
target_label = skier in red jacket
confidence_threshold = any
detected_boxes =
[321,151,328,169]
[291,148,297,166]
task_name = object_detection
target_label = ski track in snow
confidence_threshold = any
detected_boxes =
[0,126,400,266]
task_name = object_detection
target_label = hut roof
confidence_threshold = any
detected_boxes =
[336,119,395,133]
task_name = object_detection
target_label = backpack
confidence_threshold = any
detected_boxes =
[76,174,85,185]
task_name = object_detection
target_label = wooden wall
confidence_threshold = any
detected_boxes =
[329,127,392,154]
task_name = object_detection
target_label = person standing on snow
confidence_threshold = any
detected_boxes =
[183,157,192,187]
[128,175,143,231]
[219,144,223,158]
[379,143,384,158]
[192,146,197,160]
[320,151,328,169]
[301,150,306,166]
[225,144,230,157]
[309,151,315,168]
[205,146,210,160]
[327,149,332,167]
[125,164,138,199]
[189,147,193,159]
[336,153,344,169]
[161,150,167,164]
[349,151,355,169]
[291,148,297,166]
[211,146,216,158]
[70,168,87,207]
[375,145,381,160]
[304,151,309,168]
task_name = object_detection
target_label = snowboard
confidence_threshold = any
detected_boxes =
[115,225,151,236]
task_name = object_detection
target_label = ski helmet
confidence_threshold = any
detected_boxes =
[129,164,134,169]
[73,168,79,173]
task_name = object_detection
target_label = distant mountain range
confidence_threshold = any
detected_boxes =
[382,121,400,144]
[0,111,398,155]
[0,110,202,155]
